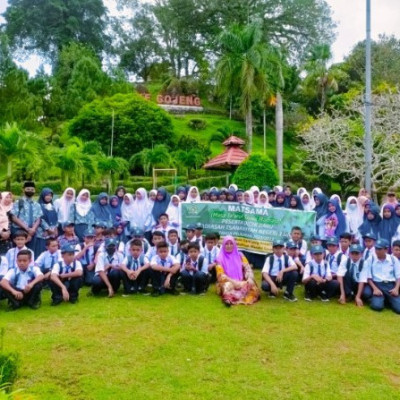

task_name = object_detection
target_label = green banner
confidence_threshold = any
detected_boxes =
[181,202,316,254]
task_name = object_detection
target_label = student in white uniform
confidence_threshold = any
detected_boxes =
[0,249,43,310]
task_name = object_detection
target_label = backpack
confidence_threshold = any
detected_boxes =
[58,260,76,275]
[268,254,289,274]
[345,258,364,279]
[309,261,329,278]
[126,254,146,271]
[13,266,35,288]
[326,252,343,267]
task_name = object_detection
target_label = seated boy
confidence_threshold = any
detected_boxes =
[0,249,43,310]
[75,229,96,286]
[125,227,150,257]
[365,239,400,314]
[325,236,348,279]
[50,244,83,305]
[286,240,304,280]
[202,233,219,284]
[337,243,370,306]
[261,239,299,302]
[120,239,150,295]
[181,243,208,294]
[92,238,124,297]
[6,230,34,270]
[34,238,61,283]
[304,234,326,264]
[145,231,165,261]
[150,241,180,296]
[303,245,339,302]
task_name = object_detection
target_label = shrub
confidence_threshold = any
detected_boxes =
[187,119,207,130]
[232,154,278,189]
[0,352,19,391]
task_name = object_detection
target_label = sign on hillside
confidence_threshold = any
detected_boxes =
[181,202,316,254]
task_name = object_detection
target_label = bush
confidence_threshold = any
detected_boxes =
[68,93,175,160]
[0,352,19,391]
[187,119,207,130]
[232,154,278,189]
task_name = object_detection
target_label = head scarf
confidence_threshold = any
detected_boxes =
[56,187,76,223]
[166,195,181,225]
[152,188,171,222]
[91,193,112,222]
[257,191,270,208]
[148,189,157,203]
[379,204,398,242]
[330,194,342,209]
[216,236,243,281]
[75,189,92,217]
[274,192,286,208]
[394,203,400,225]
[227,188,237,202]
[312,187,323,197]
[326,198,347,238]
[300,192,313,211]
[176,186,187,200]
[344,196,363,235]
[115,186,126,206]
[288,195,304,210]
[297,187,307,197]
[229,184,238,192]
[314,193,329,220]
[121,193,135,222]
[109,195,122,223]
[132,188,153,230]
[244,190,254,205]
[38,188,58,227]
[0,192,13,213]
[358,205,382,237]
[209,189,220,202]
[186,186,200,203]
[0,191,13,231]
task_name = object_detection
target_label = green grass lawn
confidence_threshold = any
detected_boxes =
[2,272,400,400]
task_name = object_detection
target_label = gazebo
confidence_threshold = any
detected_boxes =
[203,136,248,170]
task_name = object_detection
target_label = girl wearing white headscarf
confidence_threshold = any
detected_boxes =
[244,190,255,205]
[121,194,135,223]
[256,191,271,208]
[344,196,363,240]
[166,195,181,228]
[72,188,93,242]
[297,187,307,197]
[54,187,76,224]
[131,188,154,234]
[300,192,314,212]
[186,186,200,203]
[330,194,343,209]
[250,186,260,204]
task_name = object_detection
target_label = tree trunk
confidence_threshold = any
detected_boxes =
[275,91,284,185]
[245,106,253,154]
[6,160,12,192]
[263,108,266,155]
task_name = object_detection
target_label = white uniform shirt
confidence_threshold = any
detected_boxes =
[337,258,367,283]
[95,251,124,274]
[52,260,83,275]
[3,266,42,290]
[303,260,332,280]
[365,254,400,282]
[262,254,295,276]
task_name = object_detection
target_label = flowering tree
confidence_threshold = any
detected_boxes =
[299,92,400,193]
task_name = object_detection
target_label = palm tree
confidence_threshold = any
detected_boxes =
[97,156,129,192]
[173,149,206,179]
[129,144,172,176]
[208,126,245,147]
[0,122,44,190]
[303,44,338,113]
[215,23,270,153]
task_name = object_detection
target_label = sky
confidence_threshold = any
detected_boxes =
[0,0,399,74]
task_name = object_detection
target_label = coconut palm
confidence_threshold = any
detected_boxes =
[97,156,129,192]
[0,122,44,190]
[215,23,270,153]
[129,144,172,176]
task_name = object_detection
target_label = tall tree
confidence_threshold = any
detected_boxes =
[4,0,110,62]
[216,23,270,153]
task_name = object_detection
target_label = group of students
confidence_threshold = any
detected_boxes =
[0,181,399,314]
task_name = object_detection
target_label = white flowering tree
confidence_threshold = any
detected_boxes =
[299,92,400,193]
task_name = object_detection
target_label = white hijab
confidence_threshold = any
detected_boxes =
[256,191,271,208]
[244,190,254,205]
[166,195,181,226]
[75,189,92,217]
[55,187,76,223]
[186,186,200,203]
[330,194,342,209]
[121,193,135,222]
[344,196,363,234]
[132,188,153,229]
[300,192,314,211]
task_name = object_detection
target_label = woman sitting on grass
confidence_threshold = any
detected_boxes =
[215,236,260,306]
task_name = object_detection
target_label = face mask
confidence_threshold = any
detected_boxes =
[24,191,35,198]
[348,204,357,210]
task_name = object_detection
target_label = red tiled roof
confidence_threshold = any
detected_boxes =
[222,135,246,146]
[203,146,249,169]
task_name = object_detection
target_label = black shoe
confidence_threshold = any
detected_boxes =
[69,298,78,304]
[268,293,276,298]
[223,300,231,308]
[304,296,313,302]
[51,299,62,306]
[29,300,41,310]
[284,292,298,302]
[320,295,330,302]
[170,289,180,296]
[151,290,160,297]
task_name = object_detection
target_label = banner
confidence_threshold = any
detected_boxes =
[181,202,316,254]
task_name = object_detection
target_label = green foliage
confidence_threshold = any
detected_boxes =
[0,352,19,391]
[69,93,174,160]
[233,154,278,188]
[4,0,109,62]
[187,119,207,131]
[129,144,173,176]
